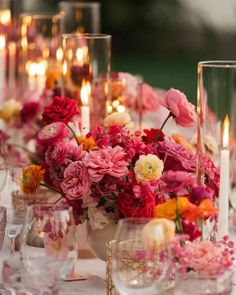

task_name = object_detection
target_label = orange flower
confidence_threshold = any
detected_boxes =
[45,70,61,90]
[155,197,196,221]
[170,133,193,152]
[77,135,96,150]
[183,199,218,222]
[22,165,45,195]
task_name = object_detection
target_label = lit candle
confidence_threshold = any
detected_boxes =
[0,9,11,26]
[80,81,91,135]
[27,60,46,93]
[0,35,6,90]
[217,115,230,240]
[8,42,16,97]
[27,62,37,91]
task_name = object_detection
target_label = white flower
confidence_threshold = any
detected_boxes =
[134,154,164,183]
[191,134,218,158]
[82,194,98,208]
[87,207,111,230]
[104,112,132,127]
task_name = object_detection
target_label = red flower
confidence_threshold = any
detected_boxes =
[21,101,40,123]
[117,192,155,218]
[181,220,201,241]
[142,128,164,143]
[42,96,80,124]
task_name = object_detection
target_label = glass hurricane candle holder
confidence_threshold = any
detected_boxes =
[59,1,100,34]
[197,61,236,239]
[62,33,111,132]
[19,13,63,94]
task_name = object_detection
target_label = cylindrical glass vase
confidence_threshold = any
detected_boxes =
[59,1,100,34]
[19,13,63,94]
[62,33,111,132]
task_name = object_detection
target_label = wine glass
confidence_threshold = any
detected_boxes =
[112,218,171,295]
[22,202,88,281]
[0,166,29,255]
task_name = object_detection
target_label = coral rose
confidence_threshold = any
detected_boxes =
[163,88,197,127]
[134,154,164,183]
[37,122,69,147]
[42,96,80,124]
[61,161,90,200]
[83,145,129,182]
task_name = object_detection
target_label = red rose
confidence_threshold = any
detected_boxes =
[117,192,155,218]
[42,96,80,124]
[142,128,165,143]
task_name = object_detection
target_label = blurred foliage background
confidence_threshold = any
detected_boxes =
[18,0,236,102]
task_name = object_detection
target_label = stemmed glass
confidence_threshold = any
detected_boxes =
[112,218,171,295]
[22,202,88,282]
[0,166,29,255]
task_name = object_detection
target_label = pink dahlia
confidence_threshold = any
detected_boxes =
[163,88,197,127]
[37,122,69,147]
[61,161,90,200]
[83,145,129,182]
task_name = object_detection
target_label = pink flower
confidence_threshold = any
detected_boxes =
[83,146,129,182]
[37,122,69,147]
[163,88,197,127]
[159,170,196,194]
[190,187,214,205]
[177,241,233,278]
[45,140,70,165]
[141,83,160,112]
[20,101,40,123]
[156,141,196,173]
[61,161,90,200]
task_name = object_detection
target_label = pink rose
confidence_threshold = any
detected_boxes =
[37,122,69,147]
[141,83,160,112]
[61,161,90,200]
[163,88,197,127]
[178,241,228,278]
[83,145,129,182]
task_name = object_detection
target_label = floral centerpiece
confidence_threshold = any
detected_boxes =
[22,87,219,248]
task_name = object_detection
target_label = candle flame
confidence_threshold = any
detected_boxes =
[0,35,5,50]
[56,47,63,62]
[0,9,11,25]
[80,80,91,106]
[76,46,88,66]
[222,115,230,148]
[28,61,47,77]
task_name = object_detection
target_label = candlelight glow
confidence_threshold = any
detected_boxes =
[0,9,11,25]
[80,81,91,106]
[8,42,16,54]
[56,47,63,62]
[222,115,230,148]
[76,46,88,66]
[117,105,126,113]
[0,35,5,50]
[27,61,47,77]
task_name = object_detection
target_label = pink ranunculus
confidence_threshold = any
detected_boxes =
[37,122,69,147]
[163,88,197,127]
[61,161,90,200]
[141,83,160,112]
[159,170,196,194]
[45,140,70,166]
[178,241,229,278]
[83,145,129,182]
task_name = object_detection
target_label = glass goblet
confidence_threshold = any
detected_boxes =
[112,218,171,295]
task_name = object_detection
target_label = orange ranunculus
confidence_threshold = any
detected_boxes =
[77,135,96,150]
[183,199,218,222]
[170,133,193,152]
[155,197,197,221]
[22,165,45,194]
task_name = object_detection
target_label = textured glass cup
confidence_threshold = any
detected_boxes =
[59,1,100,34]
[112,218,171,295]
[62,33,111,130]
[19,13,63,93]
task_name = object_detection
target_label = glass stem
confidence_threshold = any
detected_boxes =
[10,236,16,256]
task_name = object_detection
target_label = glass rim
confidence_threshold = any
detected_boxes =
[198,60,236,68]
[20,12,63,20]
[62,33,111,40]
[118,217,153,225]
[59,1,100,8]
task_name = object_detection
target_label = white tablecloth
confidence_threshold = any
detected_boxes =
[0,241,106,295]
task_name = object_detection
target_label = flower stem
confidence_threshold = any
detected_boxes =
[40,183,60,194]
[176,196,183,234]
[67,124,81,146]
[160,112,172,131]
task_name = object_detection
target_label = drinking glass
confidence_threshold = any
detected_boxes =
[112,218,171,295]
[0,205,6,250]
[59,1,100,34]
[22,202,87,282]
[0,166,29,255]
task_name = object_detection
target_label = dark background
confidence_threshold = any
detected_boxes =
[17,0,236,103]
